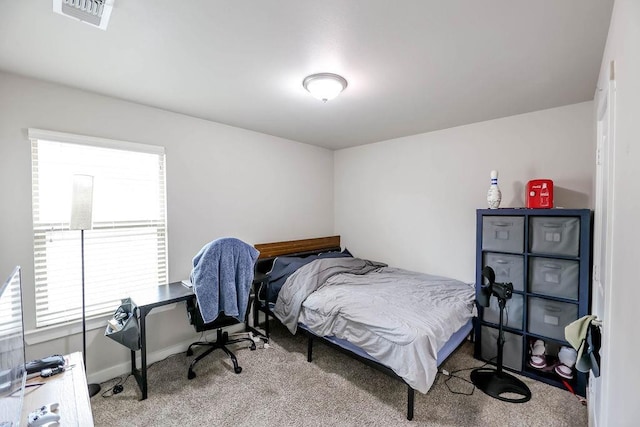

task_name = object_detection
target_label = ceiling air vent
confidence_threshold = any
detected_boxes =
[53,0,114,31]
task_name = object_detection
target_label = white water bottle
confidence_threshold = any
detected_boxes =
[487,170,502,209]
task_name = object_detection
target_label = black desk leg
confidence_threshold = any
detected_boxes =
[130,348,136,379]
[139,309,148,400]
[131,308,149,400]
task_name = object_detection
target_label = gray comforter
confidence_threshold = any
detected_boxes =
[274,258,476,393]
[273,257,387,333]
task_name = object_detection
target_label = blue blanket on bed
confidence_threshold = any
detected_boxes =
[190,238,259,324]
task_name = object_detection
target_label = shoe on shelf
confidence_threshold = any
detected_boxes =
[555,364,573,379]
[555,346,578,380]
[530,339,547,369]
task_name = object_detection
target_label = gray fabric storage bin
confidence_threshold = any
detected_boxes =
[482,216,525,254]
[480,326,522,371]
[529,257,579,300]
[482,293,524,330]
[529,216,580,257]
[484,253,524,292]
[527,297,578,341]
[105,298,140,351]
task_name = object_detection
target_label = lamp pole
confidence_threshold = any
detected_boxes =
[81,228,86,370]
[71,174,101,397]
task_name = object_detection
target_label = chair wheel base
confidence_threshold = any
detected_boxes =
[186,348,193,356]
[188,369,196,380]
[234,366,242,374]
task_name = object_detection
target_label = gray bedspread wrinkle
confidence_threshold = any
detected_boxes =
[273,257,386,333]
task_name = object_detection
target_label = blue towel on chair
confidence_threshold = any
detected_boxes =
[190,238,259,324]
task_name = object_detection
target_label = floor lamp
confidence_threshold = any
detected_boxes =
[70,174,101,397]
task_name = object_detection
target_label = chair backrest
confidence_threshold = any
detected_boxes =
[190,237,259,324]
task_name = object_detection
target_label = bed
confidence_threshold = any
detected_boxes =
[252,236,476,420]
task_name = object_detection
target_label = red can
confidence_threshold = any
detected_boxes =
[526,179,554,208]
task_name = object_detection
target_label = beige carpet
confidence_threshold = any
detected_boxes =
[91,323,587,426]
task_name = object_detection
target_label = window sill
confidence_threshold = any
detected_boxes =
[25,315,112,346]
[25,303,177,345]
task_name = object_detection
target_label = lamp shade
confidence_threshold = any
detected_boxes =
[70,174,94,230]
[302,73,348,102]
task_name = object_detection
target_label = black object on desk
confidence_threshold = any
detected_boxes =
[129,282,194,400]
[25,355,66,375]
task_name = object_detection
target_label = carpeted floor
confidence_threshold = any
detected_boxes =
[91,322,587,426]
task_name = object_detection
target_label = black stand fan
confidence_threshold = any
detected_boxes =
[471,267,531,403]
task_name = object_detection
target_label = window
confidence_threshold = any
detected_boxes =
[29,129,167,328]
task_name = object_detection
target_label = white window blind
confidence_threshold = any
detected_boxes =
[29,129,167,328]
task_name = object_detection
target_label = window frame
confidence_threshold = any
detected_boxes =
[28,128,168,329]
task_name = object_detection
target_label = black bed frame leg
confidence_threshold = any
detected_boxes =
[265,312,270,338]
[307,336,313,362]
[407,386,414,420]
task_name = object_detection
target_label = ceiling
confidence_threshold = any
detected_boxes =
[0,1,613,150]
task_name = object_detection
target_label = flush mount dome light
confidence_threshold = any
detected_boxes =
[302,73,348,102]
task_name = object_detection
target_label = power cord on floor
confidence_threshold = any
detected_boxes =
[438,357,495,396]
[439,366,477,396]
[101,350,189,398]
[101,374,130,398]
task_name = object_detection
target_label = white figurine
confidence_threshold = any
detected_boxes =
[487,170,502,209]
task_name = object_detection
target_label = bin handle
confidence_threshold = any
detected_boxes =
[493,222,513,227]
[542,263,561,269]
[541,223,563,228]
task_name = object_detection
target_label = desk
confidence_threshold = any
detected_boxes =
[128,280,267,400]
[128,282,194,400]
[22,352,94,426]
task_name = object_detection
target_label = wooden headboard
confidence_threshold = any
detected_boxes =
[254,236,341,274]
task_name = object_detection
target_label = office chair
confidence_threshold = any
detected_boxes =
[186,300,256,378]
[186,237,260,379]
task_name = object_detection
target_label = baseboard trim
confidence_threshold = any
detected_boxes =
[88,323,247,385]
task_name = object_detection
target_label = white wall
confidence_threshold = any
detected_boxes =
[0,71,334,382]
[594,1,640,425]
[335,102,595,283]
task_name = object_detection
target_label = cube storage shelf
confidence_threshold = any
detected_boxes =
[474,208,592,396]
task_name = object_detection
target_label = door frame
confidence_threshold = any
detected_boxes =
[590,62,616,427]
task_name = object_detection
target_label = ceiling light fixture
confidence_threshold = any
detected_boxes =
[302,73,348,102]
